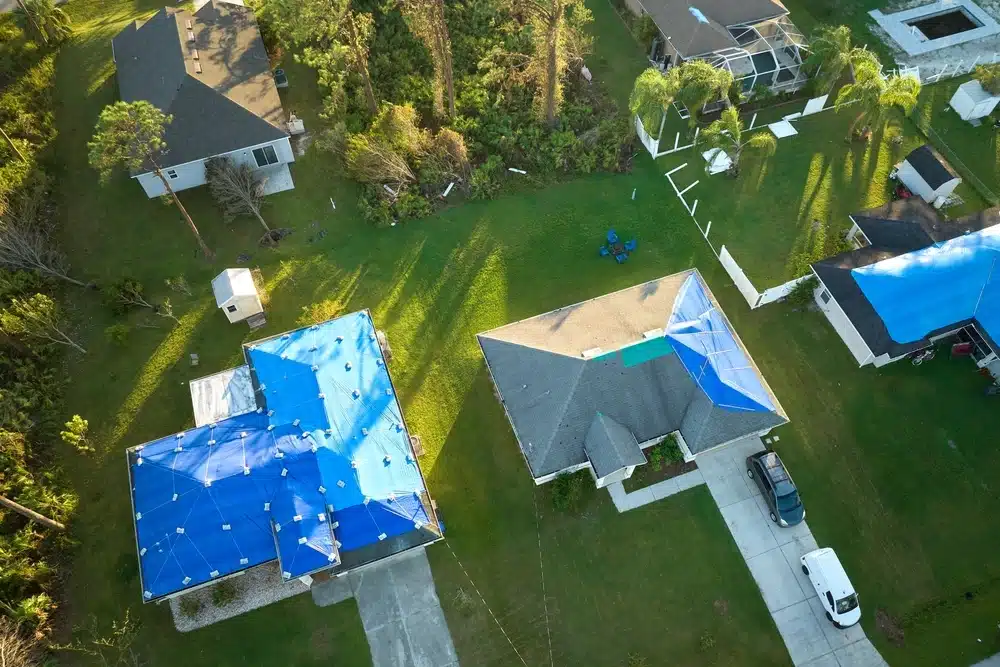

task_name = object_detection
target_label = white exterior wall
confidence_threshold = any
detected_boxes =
[813,277,876,366]
[934,177,962,203]
[897,161,934,202]
[221,293,263,323]
[593,465,636,489]
[135,137,294,199]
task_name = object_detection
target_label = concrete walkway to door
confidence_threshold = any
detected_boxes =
[698,436,889,667]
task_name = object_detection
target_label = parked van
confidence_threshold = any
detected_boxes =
[800,548,861,628]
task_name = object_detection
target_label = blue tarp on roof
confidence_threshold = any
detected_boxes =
[852,225,1000,345]
[130,311,432,601]
[665,274,776,413]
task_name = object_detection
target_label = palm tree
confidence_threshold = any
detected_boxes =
[628,67,680,138]
[835,56,921,140]
[699,108,776,176]
[674,60,734,128]
[803,25,877,94]
[14,0,72,45]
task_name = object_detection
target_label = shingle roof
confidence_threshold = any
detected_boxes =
[636,0,788,57]
[479,271,787,479]
[904,145,959,190]
[584,414,646,478]
[112,1,287,170]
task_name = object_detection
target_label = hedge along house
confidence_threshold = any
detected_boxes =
[127,311,442,603]
[478,270,787,487]
[111,0,297,199]
[631,0,809,104]
[811,199,1000,373]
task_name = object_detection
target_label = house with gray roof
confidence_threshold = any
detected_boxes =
[111,0,296,198]
[478,270,788,487]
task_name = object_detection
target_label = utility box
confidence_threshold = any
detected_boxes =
[212,268,263,324]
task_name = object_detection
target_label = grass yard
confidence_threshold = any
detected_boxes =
[44,1,1000,666]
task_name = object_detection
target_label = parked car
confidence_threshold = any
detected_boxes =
[800,548,862,628]
[745,450,805,526]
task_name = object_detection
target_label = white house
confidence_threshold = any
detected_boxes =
[111,0,297,199]
[811,200,1000,370]
[895,145,962,207]
[950,79,1000,122]
[212,268,263,324]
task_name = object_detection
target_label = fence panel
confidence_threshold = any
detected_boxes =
[635,115,659,158]
[759,275,812,306]
[718,246,761,308]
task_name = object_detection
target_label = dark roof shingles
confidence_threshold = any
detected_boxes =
[905,145,958,190]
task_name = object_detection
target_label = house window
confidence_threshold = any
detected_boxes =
[253,145,279,167]
[166,169,178,179]
[819,290,831,304]
[226,305,238,313]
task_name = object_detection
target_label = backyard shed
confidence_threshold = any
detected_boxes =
[950,80,1000,122]
[896,145,962,207]
[212,268,263,323]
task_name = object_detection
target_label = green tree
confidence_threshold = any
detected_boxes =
[0,293,85,354]
[59,415,92,455]
[699,107,776,175]
[401,0,456,118]
[87,101,212,259]
[522,0,593,126]
[835,55,920,139]
[803,25,877,94]
[257,0,378,117]
[628,67,679,137]
[13,0,72,45]
[973,63,1000,95]
[674,60,733,127]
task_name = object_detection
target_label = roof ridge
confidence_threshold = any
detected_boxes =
[534,357,589,471]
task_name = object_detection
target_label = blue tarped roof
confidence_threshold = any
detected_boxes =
[665,274,776,413]
[852,225,1000,345]
[130,312,432,601]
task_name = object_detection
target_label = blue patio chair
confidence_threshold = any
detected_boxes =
[607,229,619,245]
[615,253,628,264]
[599,245,611,257]
[624,239,637,252]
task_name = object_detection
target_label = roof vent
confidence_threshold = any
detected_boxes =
[187,30,195,42]
[643,328,664,339]
[192,49,200,60]
[185,19,192,29]
[194,61,202,74]
[581,347,603,359]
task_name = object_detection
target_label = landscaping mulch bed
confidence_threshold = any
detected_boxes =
[622,459,698,493]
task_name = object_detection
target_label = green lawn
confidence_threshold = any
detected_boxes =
[47,1,1000,666]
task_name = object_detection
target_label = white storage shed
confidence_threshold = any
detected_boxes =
[950,80,1000,122]
[896,145,962,208]
[212,268,263,323]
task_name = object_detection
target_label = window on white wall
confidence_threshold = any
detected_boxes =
[253,145,279,167]
[166,169,178,179]
[819,290,831,304]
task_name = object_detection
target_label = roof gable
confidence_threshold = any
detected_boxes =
[584,413,645,478]
[638,0,789,57]
[904,145,958,190]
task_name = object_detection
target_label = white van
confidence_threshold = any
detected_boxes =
[800,548,861,628]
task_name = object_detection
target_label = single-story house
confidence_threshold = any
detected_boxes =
[630,0,809,96]
[811,199,1000,370]
[128,311,442,602]
[477,270,787,487]
[112,0,296,199]
[950,79,1000,122]
[894,145,962,206]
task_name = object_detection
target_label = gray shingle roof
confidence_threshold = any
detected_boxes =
[904,145,958,190]
[112,1,287,170]
[479,271,787,479]
[584,413,646,478]
[636,0,788,57]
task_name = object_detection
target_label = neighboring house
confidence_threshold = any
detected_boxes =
[128,311,442,602]
[631,0,809,96]
[112,0,296,199]
[478,270,787,487]
[811,199,1000,371]
[894,145,962,207]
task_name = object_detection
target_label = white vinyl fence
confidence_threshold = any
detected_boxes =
[891,53,1000,85]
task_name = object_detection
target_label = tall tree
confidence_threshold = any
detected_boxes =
[13,0,71,45]
[629,67,680,137]
[0,293,85,354]
[699,107,776,176]
[804,25,877,94]
[673,60,733,128]
[401,0,456,119]
[206,157,271,233]
[87,101,213,259]
[835,56,921,139]
[0,185,86,287]
[257,0,378,116]
[522,0,593,126]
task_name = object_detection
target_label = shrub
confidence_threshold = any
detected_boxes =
[211,579,239,608]
[699,631,715,651]
[470,155,505,200]
[179,595,204,619]
[5,593,54,632]
[104,323,130,346]
[550,470,587,513]
[973,63,1000,95]
[784,275,818,308]
[636,14,659,45]
[59,415,92,454]
[395,191,432,221]
[358,186,396,228]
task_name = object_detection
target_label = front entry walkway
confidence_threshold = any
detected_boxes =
[697,437,889,667]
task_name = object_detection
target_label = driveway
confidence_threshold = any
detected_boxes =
[697,436,889,667]
[312,549,460,667]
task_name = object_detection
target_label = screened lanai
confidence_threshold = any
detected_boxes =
[705,16,809,95]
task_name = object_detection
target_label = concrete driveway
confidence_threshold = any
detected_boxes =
[698,437,889,667]
[312,549,460,667]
